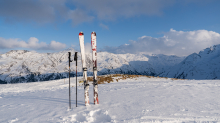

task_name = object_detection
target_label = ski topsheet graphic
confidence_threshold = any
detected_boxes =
[79,32,89,106]
[91,32,99,105]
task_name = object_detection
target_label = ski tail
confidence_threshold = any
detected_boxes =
[79,32,89,106]
[91,31,99,105]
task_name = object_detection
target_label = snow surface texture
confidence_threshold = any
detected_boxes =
[162,45,220,79]
[0,49,184,84]
[0,77,220,122]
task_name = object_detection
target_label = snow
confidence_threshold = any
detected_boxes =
[163,44,220,79]
[1,44,220,84]
[1,76,220,122]
[0,49,185,84]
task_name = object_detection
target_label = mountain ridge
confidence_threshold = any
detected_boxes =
[161,44,220,79]
[0,50,184,84]
[1,44,219,84]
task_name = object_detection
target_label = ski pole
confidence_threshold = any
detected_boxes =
[74,52,78,107]
[68,52,73,109]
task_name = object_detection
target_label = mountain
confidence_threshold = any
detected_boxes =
[2,44,219,84]
[161,44,220,79]
[0,50,184,84]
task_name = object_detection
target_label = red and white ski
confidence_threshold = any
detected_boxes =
[79,32,89,106]
[91,31,99,105]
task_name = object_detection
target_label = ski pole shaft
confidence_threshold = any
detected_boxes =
[76,66,77,107]
[74,52,78,107]
[68,52,71,109]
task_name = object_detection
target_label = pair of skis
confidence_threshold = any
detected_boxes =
[79,32,99,106]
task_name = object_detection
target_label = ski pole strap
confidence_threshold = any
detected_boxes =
[74,52,77,62]
[68,52,73,62]
[83,68,87,71]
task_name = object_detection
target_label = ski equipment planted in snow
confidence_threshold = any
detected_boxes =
[79,32,89,106]
[74,52,78,107]
[91,31,99,105]
[68,52,73,109]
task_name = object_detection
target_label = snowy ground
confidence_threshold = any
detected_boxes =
[1,77,220,123]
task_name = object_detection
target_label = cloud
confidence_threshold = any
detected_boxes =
[0,0,68,24]
[67,9,94,26]
[0,0,215,25]
[103,29,220,56]
[0,0,176,25]
[71,0,175,21]
[0,37,66,50]
[99,23,109,30]
[0,0,93,25]
[48,40,66,50]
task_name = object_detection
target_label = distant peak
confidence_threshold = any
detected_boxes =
[6,50,29,54]
[198,44,220,56]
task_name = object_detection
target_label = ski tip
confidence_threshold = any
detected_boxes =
[91,31,96,36]
[79,32,84,35]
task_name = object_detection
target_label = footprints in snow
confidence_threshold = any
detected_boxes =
[62,109,113,123]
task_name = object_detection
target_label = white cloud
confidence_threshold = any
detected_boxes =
[99,23,109,30]
[48,41,66,50]
[103,29,220,56]
[0,0,176,25]
[0,37,66,51]
[68,9,94,26]
[0,0,67,24]
[27,37,47,49]
[71,0,175,21]
[0,0,213,25]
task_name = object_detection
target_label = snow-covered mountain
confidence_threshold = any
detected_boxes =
[97,53,184,76]
[1,44,219,84]
[0,50,184,84]
[161,44,220,79]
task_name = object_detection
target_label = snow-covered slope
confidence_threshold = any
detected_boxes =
[0,50,184,84]
[162,44,220,79]
[1,44,220,84]
[1,77,220,122]
[0,50,72,84]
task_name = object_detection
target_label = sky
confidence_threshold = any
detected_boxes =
[0,0,220,56]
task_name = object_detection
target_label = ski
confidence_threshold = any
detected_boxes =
[79,32,89,106]
[91,31,99,105]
